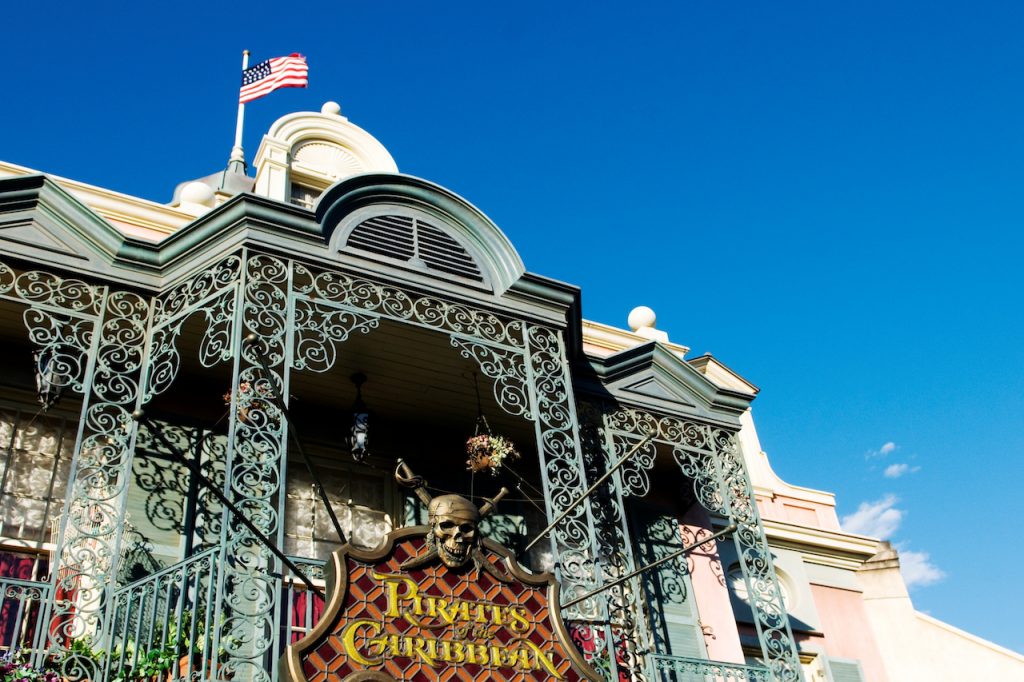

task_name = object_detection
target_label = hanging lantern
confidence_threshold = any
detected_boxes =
[350,373,370,462]
[33,348,66,411]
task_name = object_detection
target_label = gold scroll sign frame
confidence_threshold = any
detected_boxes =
[280,526,602,682]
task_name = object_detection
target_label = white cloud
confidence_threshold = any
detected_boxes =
[899,548,946,589]
[866,441,898,459]
[840,495,903,538]
[883,462,920,479]
[884,463,908,478]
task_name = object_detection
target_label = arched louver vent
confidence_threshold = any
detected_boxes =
[347,215,416,260]
[346,214,484,282]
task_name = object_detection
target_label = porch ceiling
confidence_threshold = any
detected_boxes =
[168,315,536,458]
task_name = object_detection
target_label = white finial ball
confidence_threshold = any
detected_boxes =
[180,181,215,207]
[628,306,657,331]
[321,101,342,116]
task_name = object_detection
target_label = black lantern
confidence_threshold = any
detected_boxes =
[350,372,370,463]
[33,348,66,411]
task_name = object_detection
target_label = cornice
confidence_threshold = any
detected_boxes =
[582,342,756,420]
[687,354,759,395]
[0,160,193,238]
[0,177,588,331]
[760,518,882,567]
[2,175,124,251]
[581,319,690,358]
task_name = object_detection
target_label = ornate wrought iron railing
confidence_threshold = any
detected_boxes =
[648,654,774,682]
[107,548,221,681]
[0,576,52,654]
[108,550,329,681]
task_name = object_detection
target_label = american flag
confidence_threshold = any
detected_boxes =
[239,54,308,103]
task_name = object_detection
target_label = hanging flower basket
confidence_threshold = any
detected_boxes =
[466,434,520,475]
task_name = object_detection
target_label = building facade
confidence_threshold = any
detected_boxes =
[0,103,1019,682]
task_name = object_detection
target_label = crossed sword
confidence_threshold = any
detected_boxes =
[395,459,513,583]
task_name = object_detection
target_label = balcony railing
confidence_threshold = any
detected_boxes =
[16,549,781,682]
[107,548,221,681]
[648,653,774,682]
[106,550,328,681]
[0,576,52,655]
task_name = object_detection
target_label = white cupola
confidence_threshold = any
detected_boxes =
[252,102,398,209]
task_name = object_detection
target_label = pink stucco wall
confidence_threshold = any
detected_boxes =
[679,504,745,664]
[755,494,841,531]
[810,583,889,682]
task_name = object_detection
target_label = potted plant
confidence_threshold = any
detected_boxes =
[0,649,63,681]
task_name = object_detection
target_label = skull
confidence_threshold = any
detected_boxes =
[428,494,479,568]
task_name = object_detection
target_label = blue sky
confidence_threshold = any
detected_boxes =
[5,0,1023,653]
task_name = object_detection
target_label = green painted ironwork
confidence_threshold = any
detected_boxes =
[107,547,221,681]
[0,259,152,681]
[0,577,53,654]
[0,235,803,682]
[604,406,805,682]
[648,653,773,682]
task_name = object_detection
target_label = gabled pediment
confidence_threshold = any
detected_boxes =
[584,342,756,424]
[0,174,127,274]
[0,222,88,261]
[617,374,698,409]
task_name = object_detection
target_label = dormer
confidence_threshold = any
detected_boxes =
[252,102,398,208]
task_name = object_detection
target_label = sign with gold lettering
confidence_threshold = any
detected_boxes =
[280,525,601,682]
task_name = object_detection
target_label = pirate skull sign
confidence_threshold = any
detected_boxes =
[428,494,479,567]
[395,460,512,582]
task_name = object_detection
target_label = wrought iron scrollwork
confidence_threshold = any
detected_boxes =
[152,255,242,325]
[576,402,648,682]
[215,252,291,682]
[42,289,151,681]
[524,326,607,652]
[601,405,803,682]
[451,336,532,419]
[709,429,797,681]
[23,309,92,396]
[0,264,104,315]
[293,263,526,347]
[292,299,379,372]
[145,255,241,402]
[649,654,773,682]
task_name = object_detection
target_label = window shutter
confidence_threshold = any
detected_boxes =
[824,657,865,682]
[632,506,707,659]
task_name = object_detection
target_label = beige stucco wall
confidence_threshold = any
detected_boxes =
[857,554,1024,681]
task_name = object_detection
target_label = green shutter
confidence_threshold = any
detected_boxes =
[825,657,865,682]
[632,505,707,659]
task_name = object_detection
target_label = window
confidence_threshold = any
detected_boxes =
[284,459,396,561]
[0,407,73,549]
[289,182,322,210]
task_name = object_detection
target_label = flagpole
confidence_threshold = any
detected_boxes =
[227,50,249,173]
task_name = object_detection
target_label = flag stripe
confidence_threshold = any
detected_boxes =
[239,54,308,103]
